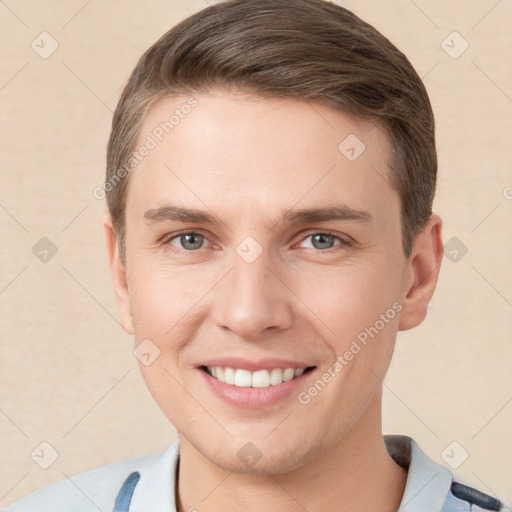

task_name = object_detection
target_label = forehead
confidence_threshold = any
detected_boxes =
[127,90,397,227]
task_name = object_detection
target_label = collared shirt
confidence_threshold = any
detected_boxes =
[5,435,509,512]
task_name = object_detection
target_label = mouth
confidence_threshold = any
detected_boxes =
[199,365,316,389]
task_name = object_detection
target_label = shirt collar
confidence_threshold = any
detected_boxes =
[385,435,453,512]
[128,435,453,512]
[128,441,179,512]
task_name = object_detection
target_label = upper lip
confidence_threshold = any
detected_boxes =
[198,357,316,372]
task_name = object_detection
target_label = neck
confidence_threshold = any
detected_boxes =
[175,390,407,512]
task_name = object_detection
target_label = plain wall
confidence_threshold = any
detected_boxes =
[0,0,511,507]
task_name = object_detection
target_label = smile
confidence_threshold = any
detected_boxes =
[201,366,315,388]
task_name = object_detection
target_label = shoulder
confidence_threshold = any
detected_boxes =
[4,449,167,512]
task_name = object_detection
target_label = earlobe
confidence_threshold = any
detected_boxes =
[398,214,443,331]
[102,213,134,335]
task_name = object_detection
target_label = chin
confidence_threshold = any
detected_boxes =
[212,450,307,476]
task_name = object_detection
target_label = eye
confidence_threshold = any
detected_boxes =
[167,232,208,251]
[298,232,348,251]
[163,230,351,253]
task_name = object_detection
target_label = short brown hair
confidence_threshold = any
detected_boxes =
[106,0,436,263]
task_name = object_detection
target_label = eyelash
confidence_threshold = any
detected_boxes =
[162,230,352,254]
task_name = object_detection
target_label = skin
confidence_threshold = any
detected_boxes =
[104,89,443,512]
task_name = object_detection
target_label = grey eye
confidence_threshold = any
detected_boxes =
[174,233,205,250]
[298,233,343,251]
[309,233,338,250]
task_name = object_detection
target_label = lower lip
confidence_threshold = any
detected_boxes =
[198,368,315,409]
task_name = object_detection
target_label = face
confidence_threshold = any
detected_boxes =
[105,89,442,474]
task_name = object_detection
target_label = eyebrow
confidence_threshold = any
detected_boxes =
[144,204,221,226]
[281,204,372,225]
[143,203,372,228]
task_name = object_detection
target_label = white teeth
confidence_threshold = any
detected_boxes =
[234,369,252,387]
[206,366,309,388]
[224,367,235,385]
[283,368,295,381]
[269,368,283,385]
[252,370,270,388]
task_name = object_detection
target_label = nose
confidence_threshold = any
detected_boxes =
[211,252,293,341]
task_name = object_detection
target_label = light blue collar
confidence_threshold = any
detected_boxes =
[385,435,453,511]
[124,435,455,512]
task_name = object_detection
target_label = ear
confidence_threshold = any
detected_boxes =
[103,212,134,335]
[398,214,443,331]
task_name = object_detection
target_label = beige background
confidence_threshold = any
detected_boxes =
[1,0,511,507]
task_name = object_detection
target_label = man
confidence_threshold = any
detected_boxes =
[5,0,508,511]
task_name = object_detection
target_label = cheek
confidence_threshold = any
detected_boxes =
[128,261,207,333]
[290,262,400,336]
[128,263,213,399]
[289,260,402,388]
